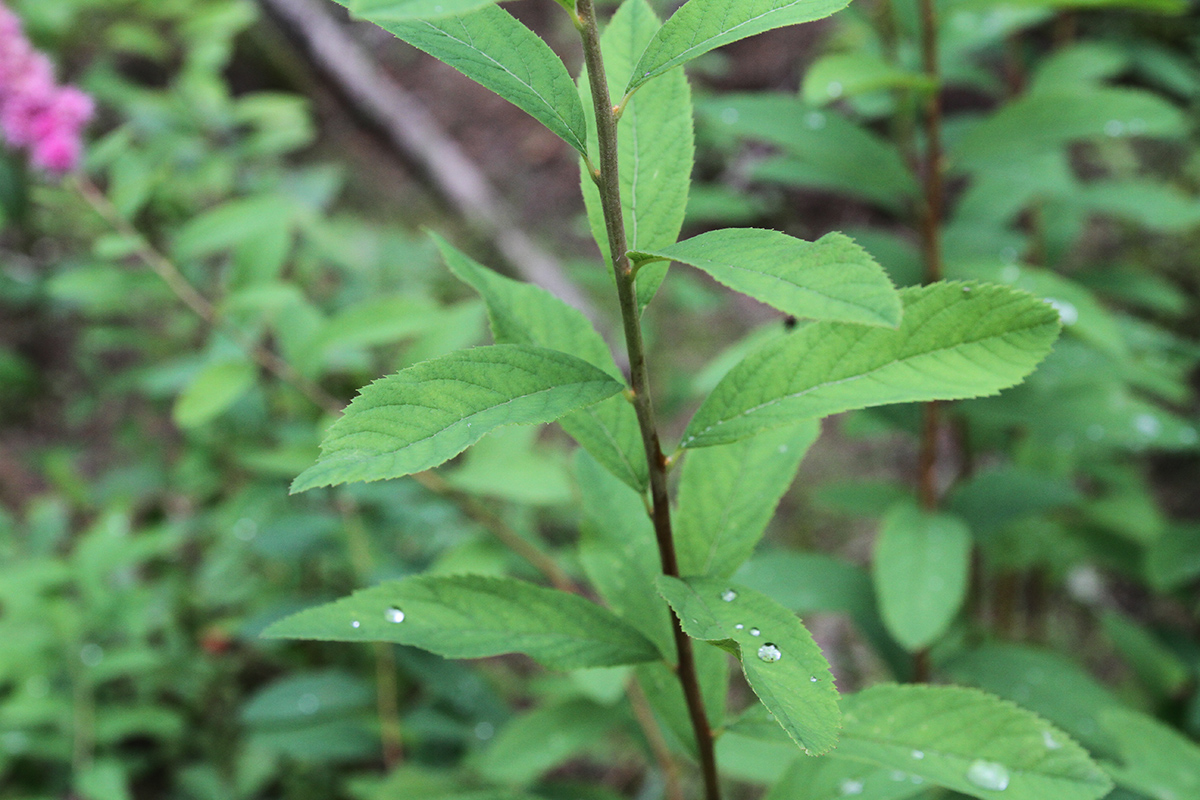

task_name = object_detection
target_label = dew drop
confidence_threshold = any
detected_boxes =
[757,643,782,662]
[1104,119,1125,137]
[805,111,827,129]
[963,286,972,294]
[1,731,29,754]
[475,721,495,740]
[1043,730,1062,750]
[911,750,925,760]
[749,627,761,637]
[721,589,738,602]
[233,517,258,541]
[720,107,740,125]
[810,676,818,682]
[1046,298,1078,326]
[351,620,361,629]
[80,644,104,667]
[827,81,844,98]
[386,607,405,624]
[778,444,788,454]
[297,693,320,715]
[890,771,907,782]
[966,759,1010,791]
[839,779,864,796]
[1135,413,1161,437]
[734,623,744,630]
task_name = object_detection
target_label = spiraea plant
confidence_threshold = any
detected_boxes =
[263,0,1125,798]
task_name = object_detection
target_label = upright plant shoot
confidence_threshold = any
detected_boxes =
[266,2,1105,798]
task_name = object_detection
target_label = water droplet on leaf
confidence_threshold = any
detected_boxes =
[721,589,738,602]
[1046,298,1078,325]
[386,607,405,623]
[911,750,925,760]
[1043,730,1062,750]
[839,779,864,795]
[80,644,104,667]
[475,721,494,740]
[757,643,782,662]
[810,676,818,682]
[734,623,744,630]
[827,81,843,98]
[1135,413,1161,437]
[297,693,320,715]
[749,627,761,637]
[720,107,740,125]
[805,111,826,129]
[351,620,360,629]
[966,759,1010,791]
[1105,119,1125,137]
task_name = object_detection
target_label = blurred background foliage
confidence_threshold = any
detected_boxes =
[0,0,1198,798]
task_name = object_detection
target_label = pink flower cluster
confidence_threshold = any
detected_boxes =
[0,4,92,173]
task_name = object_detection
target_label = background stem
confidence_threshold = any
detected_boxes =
[574,2,721,798]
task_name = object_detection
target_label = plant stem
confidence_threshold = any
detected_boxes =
[915,0,944,516]
[914,0,945,685]
[574,2,720,798]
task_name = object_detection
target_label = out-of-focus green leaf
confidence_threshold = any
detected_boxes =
[873,503,972,651]
[173,360,256,429]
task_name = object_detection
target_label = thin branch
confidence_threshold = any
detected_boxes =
[256,0,598,321]
[73,175,344,417]
[73,175,572,595]
[574,2,721,798]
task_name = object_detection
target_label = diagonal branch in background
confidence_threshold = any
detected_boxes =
[258,0,597,321]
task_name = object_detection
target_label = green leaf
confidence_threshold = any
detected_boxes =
[558,398,649,492]
[765,754,928,800]
[657,576,841,755]
[953,88,1187,170]
[683,282,1061,448]
[580,0,694,310]
[945,643,1122,751]
[629,229,901,328]
[435,235,617,375]
[173,360,256,429]
[946,466,1081,536]
[370,6,588,155]
[1099,707,1200,800]
[872,503,972,651]
[263,574,660,670]
[676,422,819,578]
[735,552,909,680]
[627,0,854,93]
[837,685,1113,800]
[342,0,499,21]
[435,235,647,491]
[477,699,620,785]
[576,451,675,658]
[949,262,1126,358]
[291,344,624,492]
[801,52,935,105]
[1100,611,1190,698]
[701,96,917,212]
[172,193,297,261]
